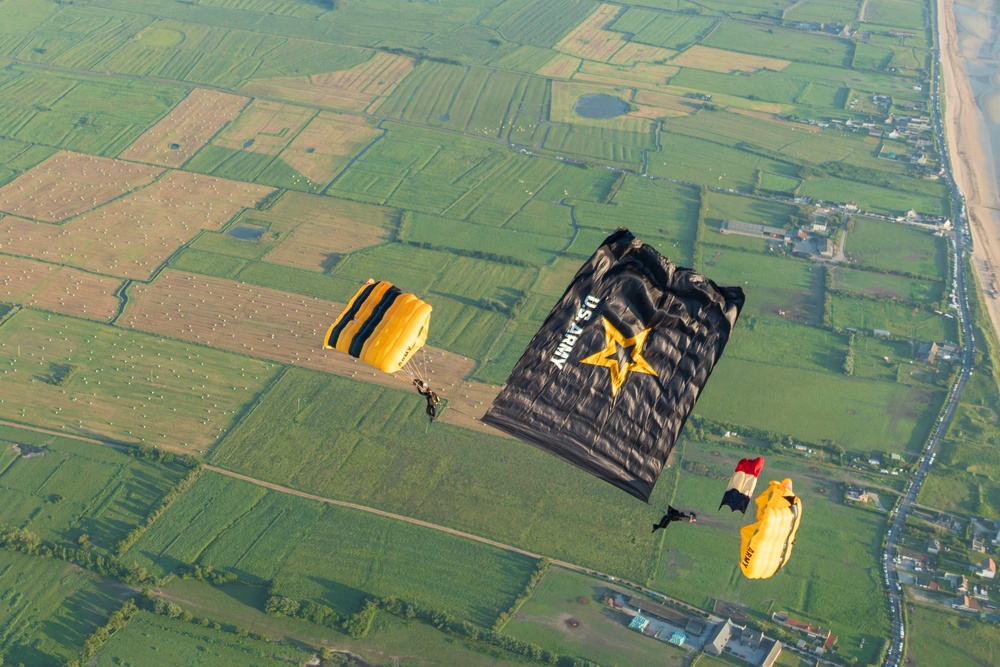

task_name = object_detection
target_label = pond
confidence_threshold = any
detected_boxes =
[228,226,265,241]
[574,93,629,119]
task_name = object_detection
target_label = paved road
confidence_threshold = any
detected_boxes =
[879,46,977,667]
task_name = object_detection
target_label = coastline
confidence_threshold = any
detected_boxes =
[938,0,1000,340]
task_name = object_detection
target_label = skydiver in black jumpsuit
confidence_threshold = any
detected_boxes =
[652,506,697,533]
[412,378,440,422]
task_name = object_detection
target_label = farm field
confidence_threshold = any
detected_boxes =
[652,441,890,665]
[0,550,127,666]
[0,425,187,551]
[0,169,273,279]
[0,256,123,321]
[124,471,537,626]
[0,307,278,451]
[93,611,315,667]
[906,604,1000,666]
[207,367,663,581]
[845,217,947,278]
[118,88,250,168]
[0,0,983,664]
[0,151,161,222]
[505,567,687,667]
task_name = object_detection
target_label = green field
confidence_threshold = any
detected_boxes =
[0,0,983,664]
[0,426,187,552]
[830,266,944,306]
[124,471,536,626]
[651,441,890,665]
[93,610,314,667]
[505,567,687,667]
[208,367,663,581]
[0,550,127,666]
[845,217,947,278]
[907,604,1000,667]
[695,356,941,454]
[0,309,279,451]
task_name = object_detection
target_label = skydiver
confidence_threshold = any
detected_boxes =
[412,378,441,422]
[652,506,696,533]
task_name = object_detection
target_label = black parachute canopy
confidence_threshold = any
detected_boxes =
[482,228,744,502]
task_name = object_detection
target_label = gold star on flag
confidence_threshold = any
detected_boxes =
[580,317,658,396]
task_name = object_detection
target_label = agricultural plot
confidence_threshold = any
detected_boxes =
[864,0,929,31]
[376,62,548,141]
[0,151,162,222]
[549,81,656,133]
[573,60,680,92]
[670,45,789,74]
[670,68,808,107]
[494,0,596,48]
[0,68,184,156]
[126,472,538,626]
[210,100,314,155]
[536,53,582,79]
[119,88,250,168]
[0,427,186,551]
[844,217,946,278]
[703,22,853,68]
[653,446,889,661]
[829,295,954,342]
[631,89,699,118]
[0,550,127,666]
[244,51,417,113]
[610,8,716,50]
[799,175,947,217]
[262,195,394,270]
[906,604,1000,667]
[695,356,940,453]
[0,170,273,279]
[0,255,123,321]
[697,248,822,325]
[555,4,627,62]
[276,111,381,187]
[505,568,686,667]
[784,0,861,23]
[572,176,700,253]
[830,266,943,305]
[94,611,315,667]
[118,269,494,430]
[725,320,847,375]
[403,213,567,265]
[208,368,663,582]
[0,308,278,451]
[652,131,795,192]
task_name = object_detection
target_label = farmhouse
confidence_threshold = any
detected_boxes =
[845,487,868,503]
[974,558,996,579]
[705,618,782,667]
[720,220,786,240]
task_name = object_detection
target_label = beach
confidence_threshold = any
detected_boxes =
[939,0,1000,338]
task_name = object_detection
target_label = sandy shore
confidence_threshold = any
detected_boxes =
[938,0,1000,338]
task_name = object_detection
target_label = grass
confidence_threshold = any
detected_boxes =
[0,425,187,553]
[829,295,955,343]
[124,471,537,626]
[651,441,889,664]
[0,550,127,666]
[207,367,664,582]
[93,610,314,667]
[845,217,947,278]
[830,266,944,306]
[0,308,280,452]
[695,356,943,454]
[907,603,1000,666]
[160,577,543,667]
[506,567,687,667]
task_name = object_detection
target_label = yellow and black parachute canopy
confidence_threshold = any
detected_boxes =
[324,280,431,374]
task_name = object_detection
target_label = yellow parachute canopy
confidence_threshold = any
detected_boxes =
[324,280,432,374]
[739,479,802,579]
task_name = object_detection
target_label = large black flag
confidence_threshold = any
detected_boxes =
[482,228,744,502]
